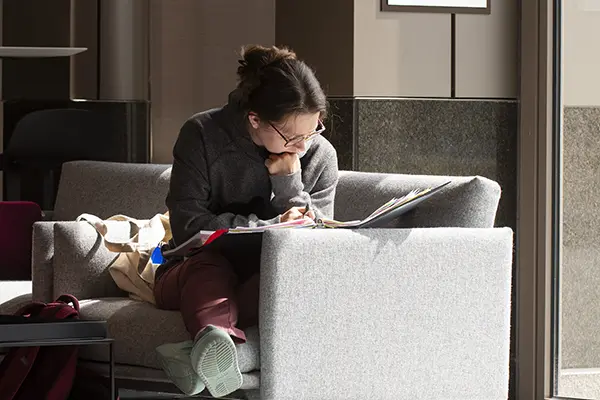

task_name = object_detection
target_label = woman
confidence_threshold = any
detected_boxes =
[153,45,339,397]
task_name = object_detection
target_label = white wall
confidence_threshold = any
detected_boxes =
[563,0,600,106]
[149,0,275,163]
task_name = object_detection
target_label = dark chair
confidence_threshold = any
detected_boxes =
[0,201,42,281]
[0,108,121,211]
[0,109,121,283]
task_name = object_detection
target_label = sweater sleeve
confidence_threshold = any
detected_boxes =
[166,120,280,246]
[269,143,339,219]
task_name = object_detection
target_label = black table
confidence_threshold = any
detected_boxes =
[0,320,116,399]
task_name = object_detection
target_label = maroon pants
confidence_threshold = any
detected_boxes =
[153,249,260,343]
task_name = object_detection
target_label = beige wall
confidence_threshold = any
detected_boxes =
[2,0,72,99]
[353,0,451,97]
[455,0,518,98]
[99,0,149,101]
[276,0,354,97]
[70,0,99,100]
[352,0,517,98]
[563,1,600,106]
[149,0,520,155]
[149,0,275,163]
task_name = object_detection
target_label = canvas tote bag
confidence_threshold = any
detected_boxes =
[76,212,171,304]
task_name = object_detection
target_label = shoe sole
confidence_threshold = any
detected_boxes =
[156,342,205,396]
[191,331,243,398]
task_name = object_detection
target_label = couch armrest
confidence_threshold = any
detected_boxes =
[32,221,56,302]
[259,228,513,400]
[32,221,130,303]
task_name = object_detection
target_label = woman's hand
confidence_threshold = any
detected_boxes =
[281,206,315,222]
[265,153,301,176]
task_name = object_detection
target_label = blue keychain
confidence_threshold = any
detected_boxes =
[150,245,164,264]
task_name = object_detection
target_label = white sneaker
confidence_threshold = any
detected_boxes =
[190,325,243,398]
[156,340,206,396]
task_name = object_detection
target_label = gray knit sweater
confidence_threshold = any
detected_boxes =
[165,102,339,248]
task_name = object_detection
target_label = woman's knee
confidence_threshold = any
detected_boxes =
[179,250,237,288]
[185,250,232,270]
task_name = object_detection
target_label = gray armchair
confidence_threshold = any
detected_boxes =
[28,160,512,400]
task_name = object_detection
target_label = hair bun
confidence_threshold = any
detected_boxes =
[237,45,297,81]
[231,44,327,121]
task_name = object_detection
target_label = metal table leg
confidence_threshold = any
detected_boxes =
[109,341,116,400]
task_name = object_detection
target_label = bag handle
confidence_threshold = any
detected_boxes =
[16,301,47,317]
[55,294,80,312]
[77,213,171,253]
[77,213,139,250]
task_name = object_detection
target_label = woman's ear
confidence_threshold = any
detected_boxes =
[247,112,261,129]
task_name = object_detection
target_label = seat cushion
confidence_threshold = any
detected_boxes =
[0,285,31,309]
[78,298,260,373]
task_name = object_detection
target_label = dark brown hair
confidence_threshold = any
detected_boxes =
[233,45,327,122]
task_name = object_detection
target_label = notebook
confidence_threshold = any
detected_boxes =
[162,180,451,258]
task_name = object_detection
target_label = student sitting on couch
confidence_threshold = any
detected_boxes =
[154,44,339,397]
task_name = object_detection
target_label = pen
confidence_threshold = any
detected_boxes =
[303,202,311,217]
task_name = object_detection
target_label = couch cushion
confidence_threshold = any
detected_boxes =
[78,298,260,373]
[0,292,31,315]
[0,283,31,308]
[54,161,171,221]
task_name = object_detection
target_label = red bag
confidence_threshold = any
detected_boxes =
[0,294,80,400]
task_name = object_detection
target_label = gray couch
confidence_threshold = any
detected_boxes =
[26,160,512,399]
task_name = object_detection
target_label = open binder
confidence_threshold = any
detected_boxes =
[163,180,451,258]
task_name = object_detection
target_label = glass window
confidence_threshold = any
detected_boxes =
[554,0,600,398]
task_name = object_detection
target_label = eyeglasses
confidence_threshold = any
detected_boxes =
[269,119,326,147]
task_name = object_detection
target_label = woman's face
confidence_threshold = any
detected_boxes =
[247,112,321,154]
